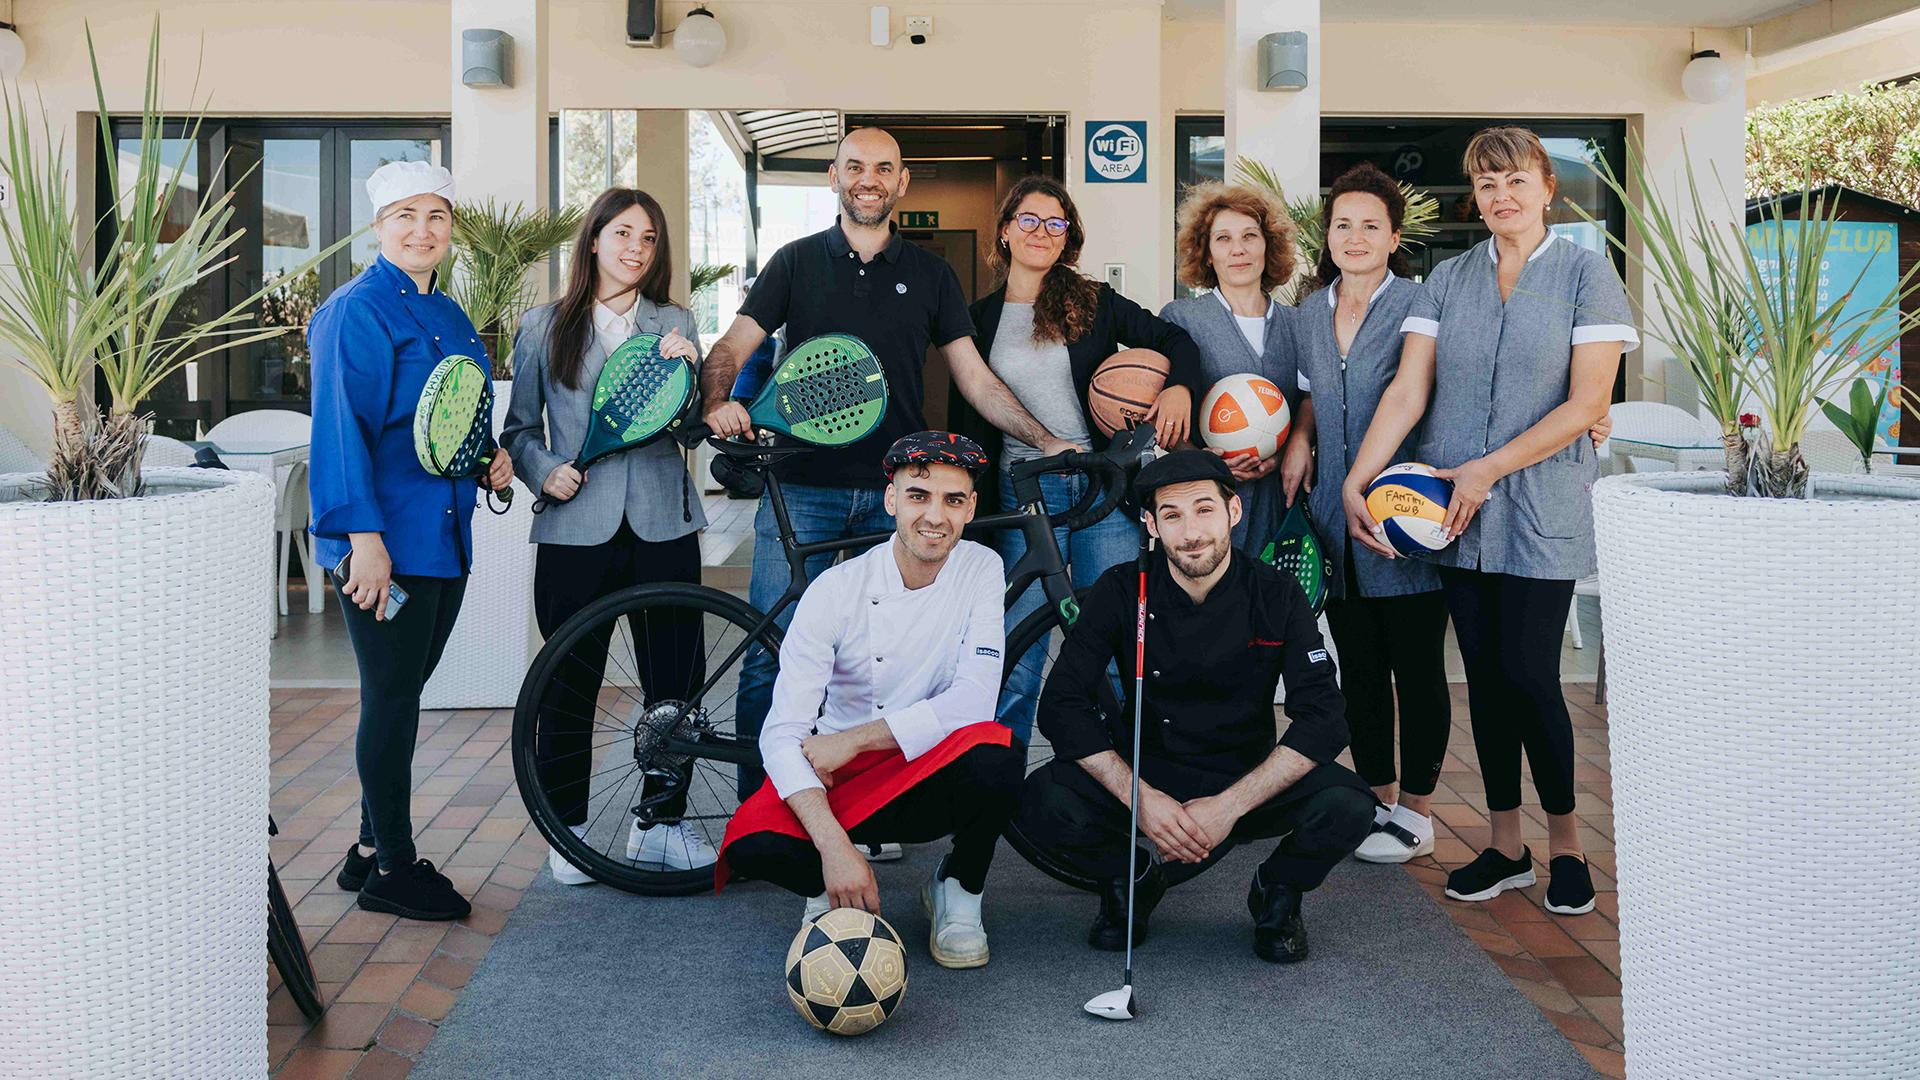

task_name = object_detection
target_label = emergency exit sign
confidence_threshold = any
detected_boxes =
[899,210,939,229]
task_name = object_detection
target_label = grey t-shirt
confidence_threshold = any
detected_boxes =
[987,303,1089,462]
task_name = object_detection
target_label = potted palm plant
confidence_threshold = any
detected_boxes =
[1577,138,1920,1079]
[445,199,580,379]
[0,24,346,1076]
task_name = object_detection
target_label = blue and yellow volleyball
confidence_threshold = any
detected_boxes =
[1365,463,1453,557]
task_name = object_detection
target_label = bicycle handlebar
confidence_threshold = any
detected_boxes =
[1008,426,1156,533]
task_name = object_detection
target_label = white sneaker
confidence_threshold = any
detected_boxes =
[1354,807,1435,864]
[625,820,719,870]
[860,842,904,863]
[549,825,595,886]
[802,892,830,928]
[920,870,989,969]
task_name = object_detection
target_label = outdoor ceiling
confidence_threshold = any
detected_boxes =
[727,109,842,158]
[1163,0,1820,26]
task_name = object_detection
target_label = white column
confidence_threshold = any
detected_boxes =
[450,0,549,210]
[1224,0,1320,204]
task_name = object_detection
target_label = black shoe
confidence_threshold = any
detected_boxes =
[1247,872,1309,963]
[1088,863,1167,952]
[336,844,376,891]
[1444,846,1537,903]
[1544,854,1596,915]
[356,858,472,921]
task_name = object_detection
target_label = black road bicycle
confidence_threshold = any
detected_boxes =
[267,816,324,1021]
[510,429,1154,897]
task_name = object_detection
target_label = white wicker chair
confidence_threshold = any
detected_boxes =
[205,410,320,616]
[0,424,44,474]
[1607,400,1722,473]
[142,435,198,469]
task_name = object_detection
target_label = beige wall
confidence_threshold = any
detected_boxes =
[1748,22,1920,105]
[633,110,693,306]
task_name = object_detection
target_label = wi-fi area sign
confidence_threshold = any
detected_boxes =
[1084,121,1147,184]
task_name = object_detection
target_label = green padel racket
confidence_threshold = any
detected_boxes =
[684,333,887,447]
[415,353,511,513]
[530,333,696,513]
[1260,498,1331,616]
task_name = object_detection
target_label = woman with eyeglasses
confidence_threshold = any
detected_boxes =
[951,174,1203,750]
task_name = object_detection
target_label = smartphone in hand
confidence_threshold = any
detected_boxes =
[330,552,409,621]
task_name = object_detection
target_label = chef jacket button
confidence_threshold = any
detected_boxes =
[876,656,884,663]
[1151,670,1161,678]
[871,598,879,605]
[1147,613,1155,620]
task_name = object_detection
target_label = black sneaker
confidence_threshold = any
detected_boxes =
[356,858,472,921]
[1444,846,1536,902]
[1545,854,1596,915]
[1088,862,1168,952]
[336,844,376,892]
[1247,872,1309,964]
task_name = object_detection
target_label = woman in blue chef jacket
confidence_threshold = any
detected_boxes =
[308,160,514,922]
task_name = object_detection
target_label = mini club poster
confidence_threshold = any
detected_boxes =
[1743,218,1902,444]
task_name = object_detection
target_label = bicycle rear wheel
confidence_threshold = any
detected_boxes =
[267,862,324,1021]
[512,582,777,897]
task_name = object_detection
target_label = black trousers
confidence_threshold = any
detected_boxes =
[1324,573,1452,796]
[725,744,1024,896]
[1438,567,1577,815]
[1011,757,1375,892]
[533,523,704,827]
[337,572,468,872]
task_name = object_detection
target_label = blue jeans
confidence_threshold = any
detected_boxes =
[736,482,895,797]
[996,467,1140,749]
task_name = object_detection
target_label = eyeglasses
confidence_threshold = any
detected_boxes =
[1014,212,1070,237]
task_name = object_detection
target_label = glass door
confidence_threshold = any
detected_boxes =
[103,119,450,432]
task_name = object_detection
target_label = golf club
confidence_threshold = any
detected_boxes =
[1085,524,1152,1022]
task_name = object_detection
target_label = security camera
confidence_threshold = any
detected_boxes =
[906,15,931,45]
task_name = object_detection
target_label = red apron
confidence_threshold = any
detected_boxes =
[714,721,1012,891]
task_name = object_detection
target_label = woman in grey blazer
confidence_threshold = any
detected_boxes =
[1159,182,1308,553]
[501,187,715,885]
[1343,128,1636,918]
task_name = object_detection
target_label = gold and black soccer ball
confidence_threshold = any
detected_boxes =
[784,907,909,1036]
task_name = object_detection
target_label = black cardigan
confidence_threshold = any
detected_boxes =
[952,281,1204,508]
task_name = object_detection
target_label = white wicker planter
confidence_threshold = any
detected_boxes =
[420,383,541,709]
[0,467,275,1079]
[1592,471,1920,1079]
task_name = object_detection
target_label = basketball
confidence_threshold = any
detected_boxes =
[785,907,909,1036]
[1089,349,1171,437]
[1200,373,1291,462]
[1364,463,1454,556]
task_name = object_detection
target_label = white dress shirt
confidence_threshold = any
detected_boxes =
[760,538,1007,800]
[591,298,639,357]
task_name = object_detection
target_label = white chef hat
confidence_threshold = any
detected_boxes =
[366,160,456,220]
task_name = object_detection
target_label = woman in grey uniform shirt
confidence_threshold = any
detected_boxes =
[503,187,715,885]
[1343,128,1636,917]
[1292,164,1450,864]
[1160,182,1308,553]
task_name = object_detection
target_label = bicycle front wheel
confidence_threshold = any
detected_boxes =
[268,862,324,1021]
[512,582,778,896]
[998,594,1112,893]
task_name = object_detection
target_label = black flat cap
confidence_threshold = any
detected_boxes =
[1133,449,1235,505]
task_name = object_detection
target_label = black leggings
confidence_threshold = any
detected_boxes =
[338,572,468,872]
[1438,567,1577,816]
[533,523,703,827]
[1324,578,1452,796]
[725,744,1024,896]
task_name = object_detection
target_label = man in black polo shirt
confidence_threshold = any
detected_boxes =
[1011,451,1375,963]
[699,127,1076,800]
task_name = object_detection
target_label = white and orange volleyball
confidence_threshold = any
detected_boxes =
[1199,373,1291,462]
[1364,463,1454,556]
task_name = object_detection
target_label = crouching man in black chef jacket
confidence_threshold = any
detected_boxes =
[1009,450,1375,963]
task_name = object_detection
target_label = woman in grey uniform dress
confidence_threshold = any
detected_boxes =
[1292,163,1450,864]
[503,187,715,885]
[1160,182,1308,553]
[1342,128,1637,917]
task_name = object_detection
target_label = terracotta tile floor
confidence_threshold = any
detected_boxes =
[265,684,1624,1078]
